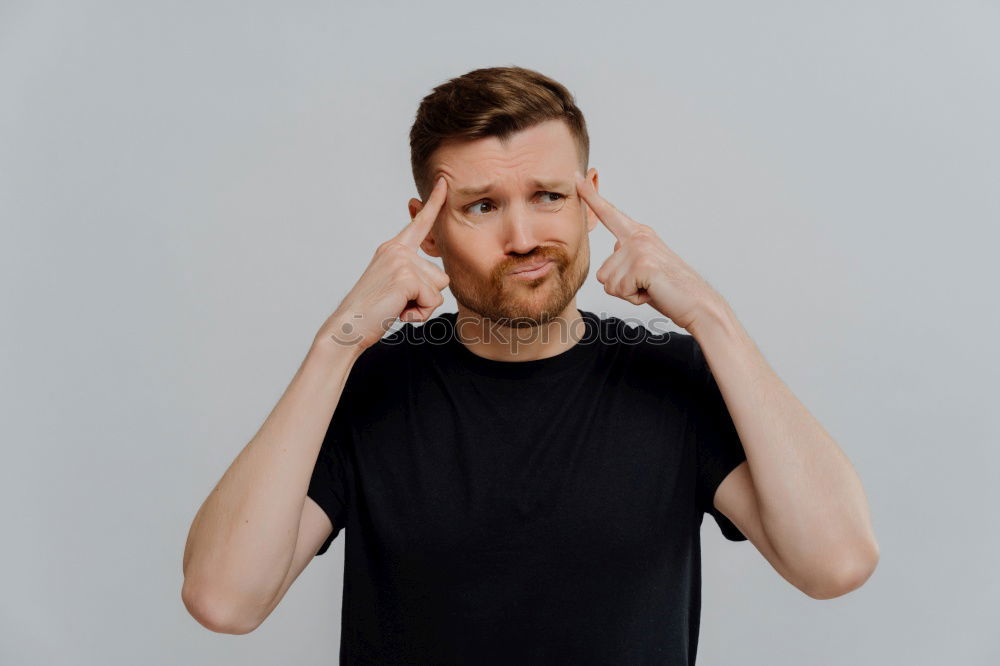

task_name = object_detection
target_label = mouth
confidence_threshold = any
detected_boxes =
[507,259,554,280]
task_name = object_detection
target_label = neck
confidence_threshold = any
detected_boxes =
[453,300,586,362]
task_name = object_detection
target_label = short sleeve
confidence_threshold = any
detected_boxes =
[306,398,353,556]
[690,336,748,542]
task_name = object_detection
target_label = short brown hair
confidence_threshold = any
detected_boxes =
[409,65,590,201]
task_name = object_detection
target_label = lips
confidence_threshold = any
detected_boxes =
[508,259,553,275]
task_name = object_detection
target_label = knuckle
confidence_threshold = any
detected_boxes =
[392,269,418,287]
[383,239,409,255]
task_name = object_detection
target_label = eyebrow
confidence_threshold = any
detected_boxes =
[453,178,571,197]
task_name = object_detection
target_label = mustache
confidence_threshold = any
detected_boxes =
[498,246,567,275]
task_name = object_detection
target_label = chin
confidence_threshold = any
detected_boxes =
[451,255,585,328]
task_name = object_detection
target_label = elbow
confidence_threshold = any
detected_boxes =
[803,541,881,600]
[181,580,262,635]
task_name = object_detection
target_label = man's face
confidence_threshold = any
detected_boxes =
[409,118,599,328]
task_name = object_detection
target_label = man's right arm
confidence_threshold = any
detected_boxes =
[180,326,361,635]
[181,177,452,634]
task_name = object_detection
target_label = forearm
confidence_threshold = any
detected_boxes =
[689,297,879,586]
[181,327,360,629]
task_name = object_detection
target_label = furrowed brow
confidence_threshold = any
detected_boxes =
[454,178,571,197]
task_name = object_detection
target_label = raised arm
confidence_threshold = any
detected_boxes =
[180,333,361,634]
[180,176,452,634]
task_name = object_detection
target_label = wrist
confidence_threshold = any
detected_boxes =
[312,311,369,361]
[686,294,741,342]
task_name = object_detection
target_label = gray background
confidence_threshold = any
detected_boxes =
[2,1,997,664]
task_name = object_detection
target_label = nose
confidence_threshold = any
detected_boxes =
[501,205,541,255]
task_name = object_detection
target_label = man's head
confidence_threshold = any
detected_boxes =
[407,66,600,328]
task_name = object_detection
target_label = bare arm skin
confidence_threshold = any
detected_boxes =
[181,177,452,634]
[181,335,362,634]
[574,172,879,599]
[693,300,879,599]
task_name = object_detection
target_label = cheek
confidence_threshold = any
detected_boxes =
[439,231,492,273]
[559,211,589,246]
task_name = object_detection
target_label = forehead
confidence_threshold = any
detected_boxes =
[431,118,580,189]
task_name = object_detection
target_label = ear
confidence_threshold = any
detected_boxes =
[408,197,442,257]
[583,168,600,233]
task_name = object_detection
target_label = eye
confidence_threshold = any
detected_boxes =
[463,192,565,217]
[465,200,497,216]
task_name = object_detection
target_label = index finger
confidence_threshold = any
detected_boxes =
[398,176,448,247]
[575,172,638,239]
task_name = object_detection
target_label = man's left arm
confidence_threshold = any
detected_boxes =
[688,295,880,599]
[574,170,880,600]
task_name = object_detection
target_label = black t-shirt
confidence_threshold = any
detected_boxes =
[307,309,748,665]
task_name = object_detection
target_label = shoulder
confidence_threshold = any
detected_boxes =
[589,311,696,367]
[336,324,411,398]
[585,310,701,394]
[343,313,451,388]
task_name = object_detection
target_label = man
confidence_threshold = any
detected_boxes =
[181,66,879,664]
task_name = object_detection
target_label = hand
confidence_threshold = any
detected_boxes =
[575,172,719,331]
[316,177,451,353]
